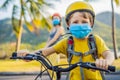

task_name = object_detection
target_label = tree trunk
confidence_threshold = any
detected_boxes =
[15,24,23,52]
[15,0,24,52]
[111,0,118,59]
[15,14,23,52]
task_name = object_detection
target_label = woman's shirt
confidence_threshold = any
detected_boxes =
[48,28,62,47]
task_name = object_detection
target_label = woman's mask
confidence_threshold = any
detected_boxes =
[52,19,60,26]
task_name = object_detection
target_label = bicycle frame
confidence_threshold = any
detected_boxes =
[10,52,116,80]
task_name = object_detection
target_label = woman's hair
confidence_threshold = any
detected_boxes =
[52,13,61,20]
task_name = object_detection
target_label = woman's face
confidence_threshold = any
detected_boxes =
[68,12,92,27]
[53,16,60,20]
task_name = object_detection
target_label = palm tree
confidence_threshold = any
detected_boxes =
[0,0,57,52]
[111,0,120,59]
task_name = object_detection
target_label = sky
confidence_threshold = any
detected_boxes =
[52,0,120,16]
[0,0,120,20]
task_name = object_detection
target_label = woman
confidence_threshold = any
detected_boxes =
[44,13,65,80]
[45,13,65,48]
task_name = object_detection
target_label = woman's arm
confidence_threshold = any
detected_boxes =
[45,28,63,47]
[44,37,50,48]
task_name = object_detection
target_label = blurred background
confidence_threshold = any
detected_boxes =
[0,0,120,74]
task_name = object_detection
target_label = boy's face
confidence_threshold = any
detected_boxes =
[68,12,92,27]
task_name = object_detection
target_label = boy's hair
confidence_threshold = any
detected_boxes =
[68,11,94,27]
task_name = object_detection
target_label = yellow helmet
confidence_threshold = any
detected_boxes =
[65,1,95,23]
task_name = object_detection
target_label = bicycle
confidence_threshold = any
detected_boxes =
[10,52,116,80]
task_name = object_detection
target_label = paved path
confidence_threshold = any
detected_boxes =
[0,73,120,80]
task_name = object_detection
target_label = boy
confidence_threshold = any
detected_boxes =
[18,1,114,80]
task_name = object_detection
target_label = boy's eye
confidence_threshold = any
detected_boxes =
[82,20,88,23]
[72,21,79,24]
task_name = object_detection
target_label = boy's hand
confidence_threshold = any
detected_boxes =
[95,59,108,70]
[17,50,29,57]
[17,50,30,62]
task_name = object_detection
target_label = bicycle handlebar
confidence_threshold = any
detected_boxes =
[10,52,116,73]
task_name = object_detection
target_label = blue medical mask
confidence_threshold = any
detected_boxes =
[69,23,92,39]
[52,19,60,26]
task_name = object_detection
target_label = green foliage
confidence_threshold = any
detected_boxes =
[0,43,15,59]
[20,42,46,51]
[0,42,46,59]
[0,11,120,59]
[34,42,46,50]
[96,11,120,28]
[22,25,49,45]
[0,18,16,43]
[115,0,120,6]
[93,20,120,50]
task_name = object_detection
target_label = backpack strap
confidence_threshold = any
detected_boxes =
[88,34,105,80]
[67,36,74,63]
[88,34,98,60]
[67,35,98,61]
[66,36,73,80]
[67,35,98,58]
[67,36,83,62]
[67,36,84,80]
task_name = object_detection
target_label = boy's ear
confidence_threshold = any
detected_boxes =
[67,27,69,30]
[91,20,94,28]
[66,22,70,30]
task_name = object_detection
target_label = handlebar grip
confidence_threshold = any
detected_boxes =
[12,52,17,57]
[91,63,116,72]
[10,52,36,60]
[108,65,116,72]
[10,52,17,59]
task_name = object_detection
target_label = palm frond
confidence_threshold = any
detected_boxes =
[25,20,35,32]
[37,0,55,8]
[39,15,52,30]
[38,0,46,4]
[32,18,41,27]
[22,1,39,34]
[26,0,53,31]
[28,1,40,19]
[12,5,20,37]
[84,0,100,2]
[114,0,120,6]
[0,0,14,10]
